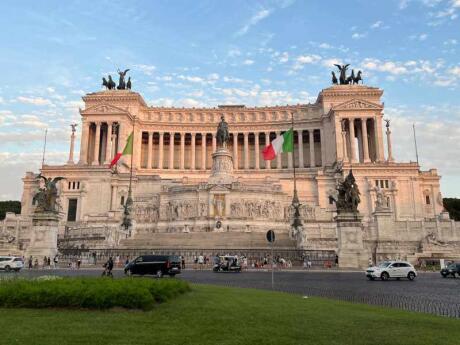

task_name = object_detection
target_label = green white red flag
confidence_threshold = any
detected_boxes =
[262,128,294,160]
[110,132,133,168]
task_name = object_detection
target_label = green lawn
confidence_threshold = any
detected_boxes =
[0,284,458,345]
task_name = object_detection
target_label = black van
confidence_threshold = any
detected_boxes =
[124,255,181,277]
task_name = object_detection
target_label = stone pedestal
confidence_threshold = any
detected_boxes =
[208,147,236,185]
[373,207,394,241]
[336,212,368,268]
[26,212,59,259]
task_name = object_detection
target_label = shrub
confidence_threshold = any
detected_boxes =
[0,277,190,310]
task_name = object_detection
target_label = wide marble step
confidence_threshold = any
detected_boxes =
[119,231,296,250]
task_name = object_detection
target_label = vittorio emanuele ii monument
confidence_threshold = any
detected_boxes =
[1,65,459,268]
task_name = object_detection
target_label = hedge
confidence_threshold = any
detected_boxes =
[0,277,190,310]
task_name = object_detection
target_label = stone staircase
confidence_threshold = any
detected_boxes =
[118,231,297,250]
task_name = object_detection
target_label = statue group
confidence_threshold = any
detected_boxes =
[331,170,361,214]
[332,64,362,85]
[102,68,132,90]
[33,175,64,213]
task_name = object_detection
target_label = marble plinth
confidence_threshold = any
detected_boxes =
[26,212,59,259]
[336,212,368,268]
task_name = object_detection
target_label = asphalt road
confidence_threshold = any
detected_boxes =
[2,268,460,317]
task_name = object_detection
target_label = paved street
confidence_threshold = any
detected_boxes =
[2,268,460,317]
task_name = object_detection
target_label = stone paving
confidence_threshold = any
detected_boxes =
[2,268,459,318]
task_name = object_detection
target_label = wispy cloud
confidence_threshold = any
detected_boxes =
[236,9,272,36]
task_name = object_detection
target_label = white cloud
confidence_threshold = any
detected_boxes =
[133,64,156,76]
[228,48,242,57]
[178,75,205,83]
[243,59,255,65]
[370,20,383,29]
[207,73,219,81]
[156,75,173,81]
[292,54,322,70]
[236,9,272,36]
[444,38,458,45]
[352,32,367,39]
[318,43,332,49]
[279,52,289,63]
[16,96,53,106]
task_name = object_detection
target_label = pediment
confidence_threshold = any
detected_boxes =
[207,184,232,192]
[333,99,383,111]
[81,103,129,115]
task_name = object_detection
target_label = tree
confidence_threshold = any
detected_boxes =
[443,198,460,221]
[0,201,21,220]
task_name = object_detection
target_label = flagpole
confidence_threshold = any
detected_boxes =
[122,115,136,233]
[41,128,48,168]
[291,112,302,233]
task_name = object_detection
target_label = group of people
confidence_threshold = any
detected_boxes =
[27,255,58,269]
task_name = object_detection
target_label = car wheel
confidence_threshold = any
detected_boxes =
[367,276,375,281]
[381,272,389,281]
[156,270,163,278]
[407,272,416,281]
[4,266,10,272]
[441,273,448,278]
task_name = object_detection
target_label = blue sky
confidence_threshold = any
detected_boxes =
[0,0,459,200]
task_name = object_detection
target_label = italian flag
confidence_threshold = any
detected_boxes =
[262,128,294,160]
[110,132,133,168]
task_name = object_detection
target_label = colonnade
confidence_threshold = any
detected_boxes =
[139,129,323,170]
[341,117,383,163]
[79,121,120,165]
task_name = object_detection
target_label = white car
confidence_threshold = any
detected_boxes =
[0,256,24,272]
[366,261,417,281]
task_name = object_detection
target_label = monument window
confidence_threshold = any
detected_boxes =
[67,199,78,222]
[121,196,125,206]
[425,195,430,205]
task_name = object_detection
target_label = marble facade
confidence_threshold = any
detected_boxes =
[1,83,458,268]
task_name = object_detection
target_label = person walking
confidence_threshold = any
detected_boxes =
[77,258,81,269]
[102,257,114,277]
[28,256,33,269]
[198,254,204,270]
[53,255,58,269]
[181,256,185,270]
[47,257,51,269]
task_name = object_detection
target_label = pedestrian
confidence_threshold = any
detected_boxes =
[368,258,373,267]
[53,255,58,269]
[125,256,130,266]
[307,260,312,269]
[198,254,204,270]
[102,257,114,277]
[43,256,48,269]
[181,256,185,269]
[28,256,33,269]
[92,252,97,265]
[47,257,51,268]
[77,258,81,269]
[115,255,120,268]
[34,258,38,269]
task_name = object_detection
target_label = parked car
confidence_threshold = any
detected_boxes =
[0,256,24,272]
[440,262,460,278]
[213,255,242,273]
[366,261,417,281]
[124,255,181,277]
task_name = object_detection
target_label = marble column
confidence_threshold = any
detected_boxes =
[361,118,370,163]
[169,132,175,169]
[111,125,117,160]
[191,133,196,170]
[254,132,260,170]
[243,132,249,169]
[92,122,101,165]
[276,131,282,169]
[68,124,76,164]
[373,116,380,162]
[349,119,357,163]
[265,132,271,170]
[212,133,216,153]
[320,128,325,167]
[341,125,348,162]
[201,133,206,170]
[79,121,90,165]
[386,122,394,162]
[233,133,238,169]
[104,122,113,164]
[147,131,153,168]
[297,130,304,168]
[180,132,185,169]
[309,129,315,167]
[158,132,164,169]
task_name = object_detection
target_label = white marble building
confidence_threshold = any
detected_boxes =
[2,83,459,267]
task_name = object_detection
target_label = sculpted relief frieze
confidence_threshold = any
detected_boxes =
[230,199,283,219]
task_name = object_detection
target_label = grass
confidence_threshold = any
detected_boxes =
[0,283,458,345]
[0,277,190,310]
